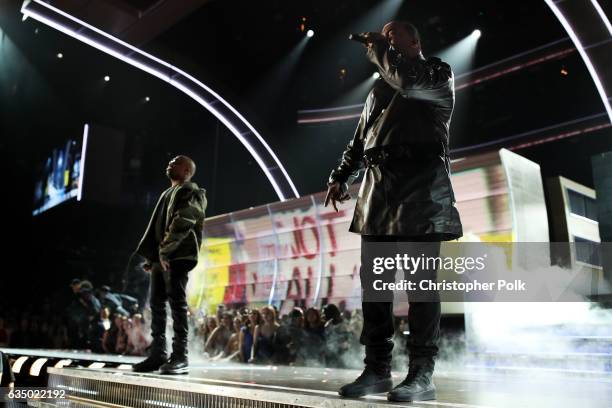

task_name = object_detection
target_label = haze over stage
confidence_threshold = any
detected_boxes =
[35,362,612,408]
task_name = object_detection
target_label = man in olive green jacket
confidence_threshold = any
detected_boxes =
[133,155,206,375]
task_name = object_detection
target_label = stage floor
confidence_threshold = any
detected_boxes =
[46,361,612,408]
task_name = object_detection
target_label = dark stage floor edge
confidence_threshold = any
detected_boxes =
[19,361,612,408]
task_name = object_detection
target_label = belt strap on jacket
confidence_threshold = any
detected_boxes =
[363,144,444,167]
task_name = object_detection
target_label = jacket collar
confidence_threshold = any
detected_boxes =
[392,49,426,66]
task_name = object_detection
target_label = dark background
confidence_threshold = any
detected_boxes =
[1,0,611,307]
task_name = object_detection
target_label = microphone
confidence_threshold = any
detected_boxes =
[348,33,370,45]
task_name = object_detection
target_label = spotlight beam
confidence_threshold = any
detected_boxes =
[21,0,299,200]
[434,30,481,77]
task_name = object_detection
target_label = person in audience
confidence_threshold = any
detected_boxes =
[100,307,111,331]
[276,307,306,365]
[216,304,227,322]
[250,306,279,364]
[239,309,261,363]
[66,279,85,348]
[118,293,140,315]
[129,314,150,356]
[98,285,129,317]
[79,282,105,352]
[205,313,232,357]
[202,315,218,345]
[322,303,352,368]
[238,307,250,325]
[102,314,123,353]
[305,307,325,337]
[115,317,130,355]
[218,316,242,360]
[303,307,325,363]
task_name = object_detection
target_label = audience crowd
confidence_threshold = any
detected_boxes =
[0,278,146,355]
[192,303,364,367]
[1,278,411,369]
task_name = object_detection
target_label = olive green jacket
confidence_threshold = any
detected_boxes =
[136,181,207,268]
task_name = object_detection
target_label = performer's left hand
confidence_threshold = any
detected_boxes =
[325,182,350,212]
[160,256,170,272]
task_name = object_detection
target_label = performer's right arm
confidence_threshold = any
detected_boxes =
[325,113,366,211]
[328,113,366,188]
[204,327,219,353]
[250,325,260,362]
[238,329,245,362]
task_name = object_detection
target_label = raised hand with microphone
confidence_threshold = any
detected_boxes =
[348,32,387,47]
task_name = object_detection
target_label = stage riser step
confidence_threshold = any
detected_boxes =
[48,373,312,408]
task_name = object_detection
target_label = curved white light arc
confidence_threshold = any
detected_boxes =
[590,0,612,36]
[545,0,612,124]
[21,0,300,200]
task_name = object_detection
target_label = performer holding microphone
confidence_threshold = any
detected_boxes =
[325,21,463,401]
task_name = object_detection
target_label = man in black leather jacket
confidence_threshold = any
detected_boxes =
[132,155,207,375]
[325,21,463,402]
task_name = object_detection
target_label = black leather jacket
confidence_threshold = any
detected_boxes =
[329,39,463,240]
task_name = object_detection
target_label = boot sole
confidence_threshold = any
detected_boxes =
[159,366,189,375]
[132,361,167,373]
[387,388,436,402]
[132,367,163,373]
[338,379,394,398]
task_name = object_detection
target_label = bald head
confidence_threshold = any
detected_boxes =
[166,155,196,183]
[382,20,422,57]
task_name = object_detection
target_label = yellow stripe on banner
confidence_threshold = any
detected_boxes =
[187,237,231,314]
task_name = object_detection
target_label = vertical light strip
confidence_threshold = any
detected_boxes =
[77,123,89,201]
[266,203,280,305]
[21,0,299,200]
[310,195,325,304]
[590,0,612,36]
[545,0,612,124]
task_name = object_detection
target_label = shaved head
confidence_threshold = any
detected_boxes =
[382,20,422,57]
[166,155,196,183]
[180,155,196,177]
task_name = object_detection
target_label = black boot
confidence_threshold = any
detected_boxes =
[387,357,436,402]
[132,343,168,373]
[338,366,393,398]
[159,352,189,375]
[160,264,190,375]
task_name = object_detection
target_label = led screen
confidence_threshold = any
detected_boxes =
[33,128,85,215]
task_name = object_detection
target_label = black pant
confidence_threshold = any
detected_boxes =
[359,235,442,374]
[149,260,193,357]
